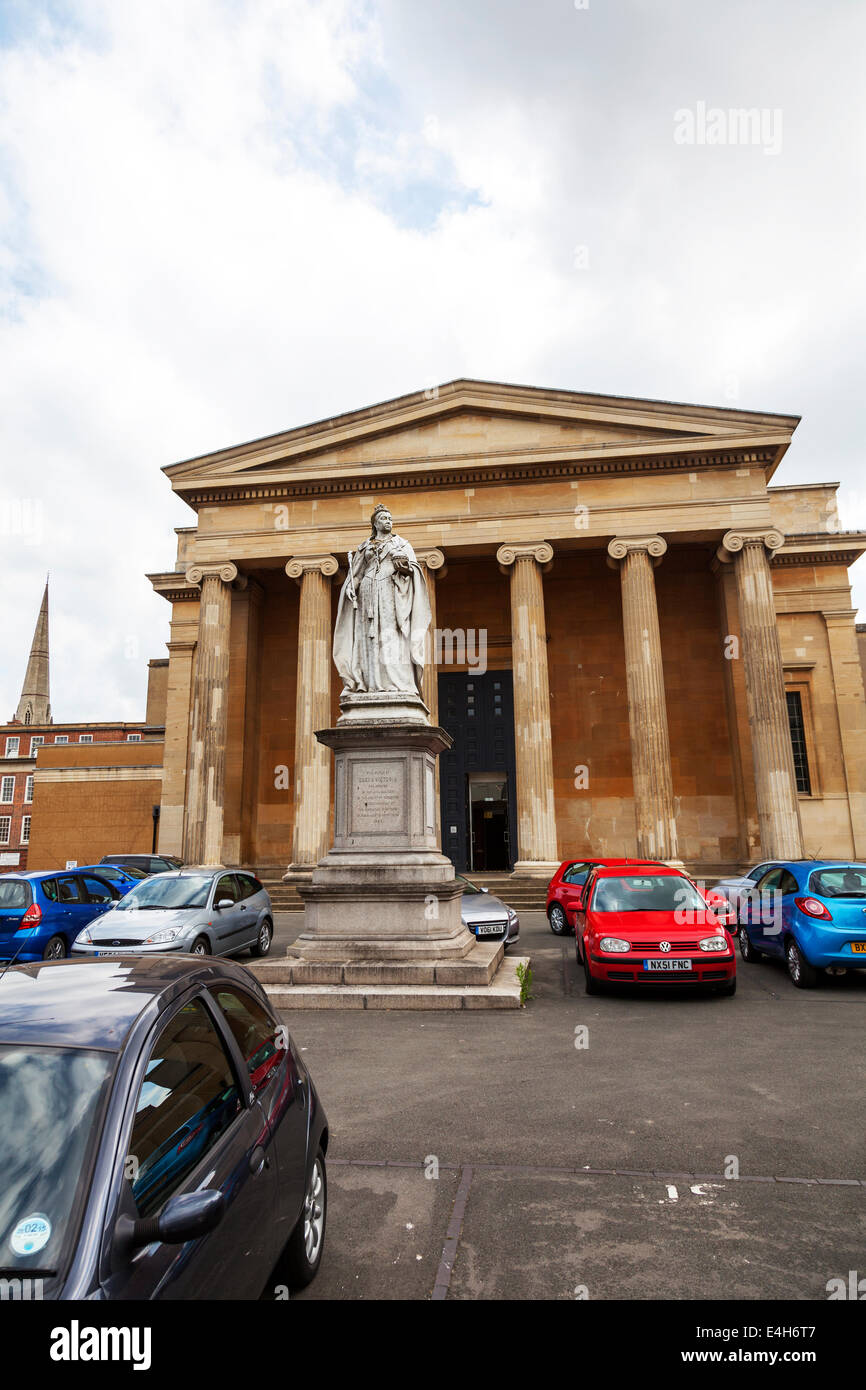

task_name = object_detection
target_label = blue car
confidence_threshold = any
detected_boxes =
[0,869,123,962]
[77,862,148,894]
[736,860,866,988]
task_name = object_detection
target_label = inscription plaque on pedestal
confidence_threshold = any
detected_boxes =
[350,759,405,833]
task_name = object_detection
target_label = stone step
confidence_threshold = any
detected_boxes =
[250,939,505,987]
[257,952,530,1010]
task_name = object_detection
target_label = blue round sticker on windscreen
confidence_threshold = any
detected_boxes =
[10,1213,51,1256]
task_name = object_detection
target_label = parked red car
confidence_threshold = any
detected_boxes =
[546,857,663,935]
[572,864,737,995]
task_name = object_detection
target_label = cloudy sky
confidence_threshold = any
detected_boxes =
[1,0,864,721]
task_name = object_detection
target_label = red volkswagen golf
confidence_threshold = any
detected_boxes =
[573,864,737,995]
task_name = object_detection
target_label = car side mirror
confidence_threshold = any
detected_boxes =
[216,898,233,909]
[116,1189,225,1254]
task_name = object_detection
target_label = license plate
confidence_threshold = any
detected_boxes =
[643,958,692,971]
[95,950,119,957]
[476,923,504,936]
[850,942,866,954]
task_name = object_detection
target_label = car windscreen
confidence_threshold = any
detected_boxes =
[0,1046,113,1281]
[593,875,709,913]
[809,867,866,899]
[0,881,31,909]
[119,876,212,910]
[457,875,483,894]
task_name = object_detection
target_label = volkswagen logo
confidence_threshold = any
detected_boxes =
[659,941,671,952]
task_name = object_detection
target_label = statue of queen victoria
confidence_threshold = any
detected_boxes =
[333,504,431,696]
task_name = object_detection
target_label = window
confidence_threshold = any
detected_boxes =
[79,734,93,743]
[23,709,31,726]
[56,876,81,903]
[0,818,10,845]
[55,735,68,745]
[211,987,286,1095]
[786,690,812,794]
[778,870,800,896]
[30,737,43,754]
[5,738,19,757]
[81,876,114,904]
[127,733,141,743]
[126,997,242,1217]
[21,817,30,845]
[25,775,33,803]
[0,777,14,804]
[234,874,259,901]
[0,880,30,908]
[214,874,239,906]
[563,862,591,885]
[41,879,58,902]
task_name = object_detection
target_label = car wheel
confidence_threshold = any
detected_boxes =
[191,935,211,957]
[42,935,66,961]
[548,903,570,936]
[251,918,273,958]
[738,929,763,964]
[786,938,819,989]
[716,977,737,997]
[279,1149,327,1290]
[583,955,600,995]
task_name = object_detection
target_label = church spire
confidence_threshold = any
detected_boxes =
[15,577,52,726]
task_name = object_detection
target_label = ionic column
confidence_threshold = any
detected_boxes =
[496,542,558,872]
[415,549,446,838]
[414,548,446,725]
[607,536,680,862]
[284,555,339,880]
[718,530,803,859]
[184,562,239,865]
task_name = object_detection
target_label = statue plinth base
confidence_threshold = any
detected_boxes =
[293,694,474,962]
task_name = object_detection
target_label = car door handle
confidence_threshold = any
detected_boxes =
[249,1145,269,1175]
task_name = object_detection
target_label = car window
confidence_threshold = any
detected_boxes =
[215,874,239,905]
[0,1046,113,1280]
[41,878,58,902]
[747,865,768,882]
[755,868,782,894]
[80,876,115,904]
[150,858,174,873]
[778,870,800,896]
[593,874,708,913]
[562,863,591,885]
[126,998,242,1218]
[211,988,286,1095]
[0,880,30,909]
[56,876,81,903]
[809,867,866,899]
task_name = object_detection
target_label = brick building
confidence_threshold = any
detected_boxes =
[1,581,167,870]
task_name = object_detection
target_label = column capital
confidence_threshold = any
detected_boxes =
[415,547,446,574]
[496,541,554,574]
[717,528,785,564]
[607,535,667,569]
[285,554,339,584]
[185,561,239,587]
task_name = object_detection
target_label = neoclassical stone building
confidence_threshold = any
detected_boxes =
[147,380,866,879]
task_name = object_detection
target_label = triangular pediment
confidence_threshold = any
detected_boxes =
[166,379,798,498]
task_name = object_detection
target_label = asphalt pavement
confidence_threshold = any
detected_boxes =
[270,909,866,1300]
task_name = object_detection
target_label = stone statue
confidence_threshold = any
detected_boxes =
[333,505,431,696]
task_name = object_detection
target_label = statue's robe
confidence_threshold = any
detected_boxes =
[333,534,431,695]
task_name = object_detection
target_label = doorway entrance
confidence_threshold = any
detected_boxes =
[438,670,517,873]
[468,775,510,871]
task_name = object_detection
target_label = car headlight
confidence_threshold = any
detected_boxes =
[507,908,518,921]
[144,926,184,944]
[699,935,729,952]
[598,937,630,953]
[77,928,92,945]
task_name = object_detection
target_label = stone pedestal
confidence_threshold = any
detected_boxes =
[293,694,475,962]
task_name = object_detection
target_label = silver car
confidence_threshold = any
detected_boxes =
[71,868,274,960]
[712,862,778,924]
[459,875,519,945]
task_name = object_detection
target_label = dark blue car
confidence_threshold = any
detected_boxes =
[0,955,328,1298]
[736,859,866,988]
[0,869,124,962]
